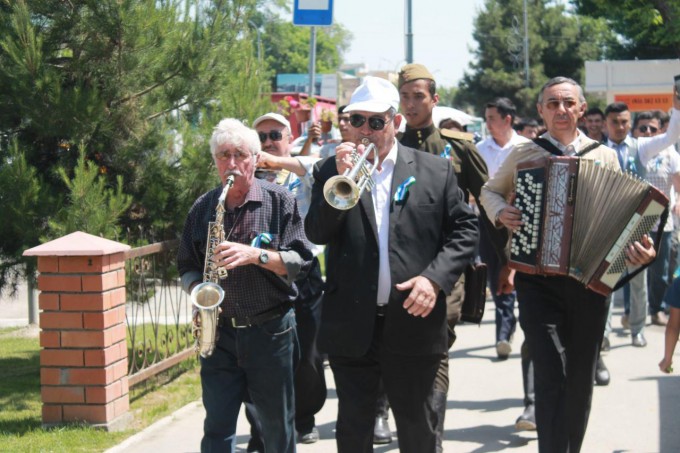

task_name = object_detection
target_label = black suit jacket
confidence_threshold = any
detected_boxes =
[305,142,478,357]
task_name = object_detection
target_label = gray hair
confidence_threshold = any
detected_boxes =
[537,77,586,104]
[209,118,260,157]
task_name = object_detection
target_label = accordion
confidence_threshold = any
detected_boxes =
[510,156,668,296]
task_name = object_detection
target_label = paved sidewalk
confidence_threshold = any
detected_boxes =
[103,299,680,453]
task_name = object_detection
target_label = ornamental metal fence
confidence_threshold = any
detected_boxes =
[124,239,195,387]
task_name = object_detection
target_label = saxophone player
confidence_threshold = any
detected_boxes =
[177,118,313,453]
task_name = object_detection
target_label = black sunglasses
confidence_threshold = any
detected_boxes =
[349,114,391,131]
[637,124,658,134]
[258,130,283,143]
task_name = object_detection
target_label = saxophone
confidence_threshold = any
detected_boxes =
[190,175,234,358]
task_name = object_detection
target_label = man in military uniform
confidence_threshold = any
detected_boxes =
[393,63,509,452]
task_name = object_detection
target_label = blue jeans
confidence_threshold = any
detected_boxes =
[200,309,297,453]
[479,222,516,342]
[648,231,672,314]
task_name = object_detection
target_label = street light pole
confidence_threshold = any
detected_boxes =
[308,26,317,100]
[247,20,262,63]
[405,0,413,63]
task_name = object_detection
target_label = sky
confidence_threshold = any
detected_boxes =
[292,0,488,88]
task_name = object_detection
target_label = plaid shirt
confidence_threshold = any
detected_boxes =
[178,179,313,318]
[644,147,680,232]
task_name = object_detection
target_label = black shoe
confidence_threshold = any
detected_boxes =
[246,436,265,453]
[373,415,392,444]
[297,426,319,444]
[595,356,610,386]
[632,333,648,348]
[515,404,537,431]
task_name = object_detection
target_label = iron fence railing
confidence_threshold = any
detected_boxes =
[124,239,195,387]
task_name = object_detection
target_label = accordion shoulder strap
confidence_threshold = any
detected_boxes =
[532,138,601,157]
[575,142,601,157]
[532,138,563,156]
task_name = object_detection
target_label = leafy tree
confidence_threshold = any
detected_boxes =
[251,4,352,82]
[437,86,459,108]
[455,0,616,117]
[572,0,680,58]
[0,0,270,291]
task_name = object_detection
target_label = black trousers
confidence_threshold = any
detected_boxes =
[292,290,326,432]
[516,273,608,453]
[330,316,443,453]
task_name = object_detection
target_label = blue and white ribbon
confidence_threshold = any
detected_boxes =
[393,176,416,203]
[288,178,302,192]
[440,143,452,159]
[250,233,273,248]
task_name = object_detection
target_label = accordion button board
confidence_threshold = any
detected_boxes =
[509,155,669,296]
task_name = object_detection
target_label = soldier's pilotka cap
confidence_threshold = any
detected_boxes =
[398,63,435,88]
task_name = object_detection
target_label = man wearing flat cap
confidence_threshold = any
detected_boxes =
[305,76,479,453]
[397,63,510,451]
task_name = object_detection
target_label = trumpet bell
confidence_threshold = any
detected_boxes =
[324,175,360,210]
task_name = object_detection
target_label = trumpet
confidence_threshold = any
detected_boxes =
[324,140,379,210]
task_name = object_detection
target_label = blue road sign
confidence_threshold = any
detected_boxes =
[293,0,334,27]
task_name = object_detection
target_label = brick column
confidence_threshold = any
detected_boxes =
[24,231,132,431]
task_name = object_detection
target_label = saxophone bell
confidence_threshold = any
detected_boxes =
[191,282,224,358]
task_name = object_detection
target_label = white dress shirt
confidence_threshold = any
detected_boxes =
[372,140,398,306]
[477,131,529,178]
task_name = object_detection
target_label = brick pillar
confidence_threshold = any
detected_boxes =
[23,231,132,431]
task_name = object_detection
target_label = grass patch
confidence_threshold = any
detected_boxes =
[126,321,193,373]
[0,326,201,452]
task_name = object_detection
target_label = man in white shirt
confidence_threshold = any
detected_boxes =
[476,98,529,359]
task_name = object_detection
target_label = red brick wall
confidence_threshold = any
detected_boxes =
[35,251,130,428]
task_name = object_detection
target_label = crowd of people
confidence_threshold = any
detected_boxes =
[177,65,680,453]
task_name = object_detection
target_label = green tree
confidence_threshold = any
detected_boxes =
[0,140,51,295]
[454,0,616,117]
[572,0,680,58]
[437,86,459,108]
[0,0,270,291]
[46,148,132,240]
[251,4,352,81]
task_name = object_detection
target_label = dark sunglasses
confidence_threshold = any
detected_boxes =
[349,114,391,131]
[637,125,658,134]
[258,130,283,143]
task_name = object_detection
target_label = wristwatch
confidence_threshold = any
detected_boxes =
[259,250,269,265]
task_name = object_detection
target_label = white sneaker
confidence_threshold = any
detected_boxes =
[496,340,512,359]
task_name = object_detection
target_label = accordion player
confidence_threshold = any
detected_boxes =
[510,155,669,296]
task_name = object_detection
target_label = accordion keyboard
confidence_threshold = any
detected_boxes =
[511,169,544,264]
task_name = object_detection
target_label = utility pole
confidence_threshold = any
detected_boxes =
[523,0,530,87]
[405,0,413,63]
[308,26,317,98]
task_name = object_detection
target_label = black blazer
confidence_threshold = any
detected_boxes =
[305,142,478,357]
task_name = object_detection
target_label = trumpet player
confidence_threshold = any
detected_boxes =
[305,76,479,453]
[177,118,313,453]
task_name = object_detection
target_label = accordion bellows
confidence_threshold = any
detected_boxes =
[510,156,669,296]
